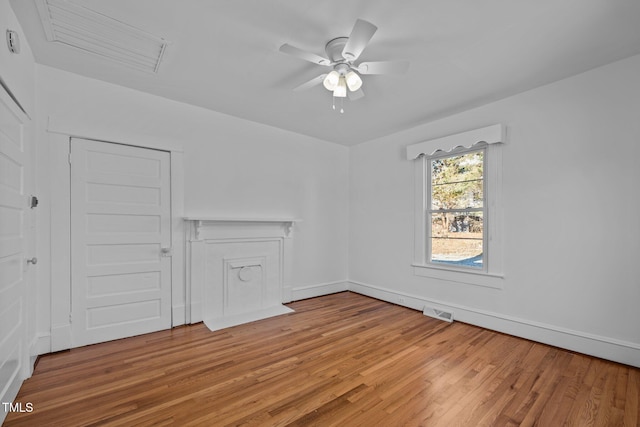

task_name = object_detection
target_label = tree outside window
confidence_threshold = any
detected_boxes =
[428,149,485,269]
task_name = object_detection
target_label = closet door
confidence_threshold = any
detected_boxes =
[0,84,30,407]
[70,139,172,347]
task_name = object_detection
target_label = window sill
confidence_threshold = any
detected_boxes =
[412,263,504,289]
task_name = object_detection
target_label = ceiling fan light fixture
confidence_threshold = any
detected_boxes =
[345,71,362,92]
[279,18,409,110]
[323,70,340,91]
[333,76,347,97]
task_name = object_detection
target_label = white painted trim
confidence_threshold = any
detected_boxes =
[32,333,51,357]
[170,152,186,326]
[412,156,427,270]
[347,280,640,368]
[0,82,28,122]
[0,367,22,425]
[412,139,504,282]
[172,305,186,327]
[50,323,72,352]
[183,216,301,222]
[291,281,349,301]
[27,336,38,366]
[48,130,185,350]
[185,219,296,324]
[186,236,205,323]
[49,133,71,352]
[411,264,504,289]
[406,124,505,159]
[184,217,300,241]
[282,236,294,303]
[0,79,34,420]
[46,115,184,153]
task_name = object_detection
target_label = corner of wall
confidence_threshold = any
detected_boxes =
[291,281,349,301]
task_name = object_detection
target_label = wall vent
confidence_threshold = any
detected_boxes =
[423,305,454,323]
[35,0,168,73]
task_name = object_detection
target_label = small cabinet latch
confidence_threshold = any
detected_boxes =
[30,195,38,209]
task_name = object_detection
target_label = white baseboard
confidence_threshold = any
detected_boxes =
[283,286,293,304]
[0,367,21,425]
[29,333,51,362]
[190,301,202,324]
[291,281,349,301]
[50,323,72,352]
[347,280,640,368]
[172,304,186,327]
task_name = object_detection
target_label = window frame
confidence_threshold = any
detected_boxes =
[426,147,487,273]
[408,125,505,288]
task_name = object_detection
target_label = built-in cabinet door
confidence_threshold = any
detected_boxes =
[70,138,172,347]
[0,85,30,407]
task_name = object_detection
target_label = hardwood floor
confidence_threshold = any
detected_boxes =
[5,292,640,426]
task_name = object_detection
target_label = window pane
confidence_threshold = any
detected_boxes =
[430,212,483,268]
[431,180,483,210]
[431,151,484,210]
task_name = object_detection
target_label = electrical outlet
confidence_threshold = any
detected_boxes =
[398,297,405,304]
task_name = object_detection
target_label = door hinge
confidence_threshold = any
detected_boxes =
[69,312,72,323]
[68,152,72,164]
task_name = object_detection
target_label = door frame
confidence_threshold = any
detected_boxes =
[47,124,185,352]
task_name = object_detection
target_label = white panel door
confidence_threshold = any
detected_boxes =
[0,86,28,406]
[71,139,171,347]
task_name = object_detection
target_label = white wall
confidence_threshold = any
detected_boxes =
[20,18,640,369]
[35,65,349,347]
[349,54,640,367]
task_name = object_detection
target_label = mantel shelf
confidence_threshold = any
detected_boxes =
[184,217,301,240]
[183,217,301,223]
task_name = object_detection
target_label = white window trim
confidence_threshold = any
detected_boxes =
[408,125,505,289]
[426,147,487,273]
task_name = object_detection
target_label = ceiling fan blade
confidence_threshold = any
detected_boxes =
[357,60,410,75]
[342,19,377,61]
[293,74,327,91]
[279,44,331,66]
[348,88,365,101]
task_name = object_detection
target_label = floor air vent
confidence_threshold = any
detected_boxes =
[423,305,454,323]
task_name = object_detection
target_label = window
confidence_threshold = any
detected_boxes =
[407,125,504,287]
[428,149,485,270]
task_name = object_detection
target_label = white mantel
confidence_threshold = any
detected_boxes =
[184,217,299,331]
[184,217,298,240]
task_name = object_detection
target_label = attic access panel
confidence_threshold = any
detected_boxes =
[35,0,168,73]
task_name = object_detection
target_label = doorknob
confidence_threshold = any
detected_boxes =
[27,257,37,265]
[160,247,172,257]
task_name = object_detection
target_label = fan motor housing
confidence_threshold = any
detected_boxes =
[325,37,349,63]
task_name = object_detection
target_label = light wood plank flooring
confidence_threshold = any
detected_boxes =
[5,292,640,426]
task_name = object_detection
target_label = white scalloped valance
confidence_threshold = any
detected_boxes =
[406,124,505,160]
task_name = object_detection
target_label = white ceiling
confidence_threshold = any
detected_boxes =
[10,0,640,146]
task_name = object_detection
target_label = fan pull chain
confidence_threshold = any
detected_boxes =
[331,96,345,113]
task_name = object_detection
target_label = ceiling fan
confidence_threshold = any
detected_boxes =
[279,19,409,111]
